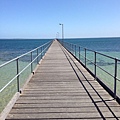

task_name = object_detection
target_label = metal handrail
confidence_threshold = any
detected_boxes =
[59,40,120,101]
[0,40,53,93]
[85,54,115,78]
[62,41,119,60]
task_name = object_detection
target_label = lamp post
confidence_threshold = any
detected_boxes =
[56,32,59,40]
[59,23,64,43]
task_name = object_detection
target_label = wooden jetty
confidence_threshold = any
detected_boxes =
[6,40,120,119]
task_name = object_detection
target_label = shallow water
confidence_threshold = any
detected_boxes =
[1,38,120,112]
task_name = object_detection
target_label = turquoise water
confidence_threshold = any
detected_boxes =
[0,39,52,113]
[0,38,120,112]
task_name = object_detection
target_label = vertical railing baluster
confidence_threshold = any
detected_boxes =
[31,52,33,73]
[42,46,43,57]
[67,43,68,50]
[69,43,70,51]
[16,59,20,92]
[79,46,80,61]
[42,46,44,56]
[68,43,69,51]
[41,47,42,59]
[114,58,117,99]
[85,48,86,67]
[94,52,97,78]
[75,45,76,56]
[72,45,74,55]
[72,44,74,54]
[37,49,39,64]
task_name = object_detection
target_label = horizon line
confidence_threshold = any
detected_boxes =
[0,36,120,40]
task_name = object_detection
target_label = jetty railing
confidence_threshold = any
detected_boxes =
[59,40,120,103]
[0,40,53,113]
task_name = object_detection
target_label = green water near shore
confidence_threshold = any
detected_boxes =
[0,60,37,113]
[77,51,120,97]
[0,51,120,113]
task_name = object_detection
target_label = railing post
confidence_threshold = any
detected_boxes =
[69,43,70,51]
[31,52,33,73]
[94,52,97,78]
[68,43,69,49]
[114,58,117,99]
[42,46,44,56]
[70,43,72,52]
[72,44,73,54]
[37,49,39,64]
[85,48,86,67]
[41,47,42,59]
[65,42,66,49]
[16,59,20,92]
[79,46,80,61]
[75,45,76,56]
[68,43,69,50]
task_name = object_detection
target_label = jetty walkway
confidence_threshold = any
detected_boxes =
[6,40,120,119]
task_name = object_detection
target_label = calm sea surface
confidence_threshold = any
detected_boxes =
[0,39,52,64]
[0,37,120,113]
[64,37,120,52]
[0,37,120,64]
[64,37,120,59]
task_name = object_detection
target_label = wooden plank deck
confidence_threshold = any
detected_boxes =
[6,40,120,120]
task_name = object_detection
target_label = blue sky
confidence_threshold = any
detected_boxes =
[0,0,120,39]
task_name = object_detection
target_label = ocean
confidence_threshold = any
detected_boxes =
[64,37,120,59]
[0,37,120,113]
[0,39,53,113]
[0,38,120,64]
[64,37,120,51]
[0,39,52,64]
[0,37,120,82]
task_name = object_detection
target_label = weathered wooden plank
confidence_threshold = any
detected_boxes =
[7,113,101,119]
[13,102,96,108]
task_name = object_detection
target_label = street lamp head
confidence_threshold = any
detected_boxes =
[59,23,63,26]
[59,23,64,41]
